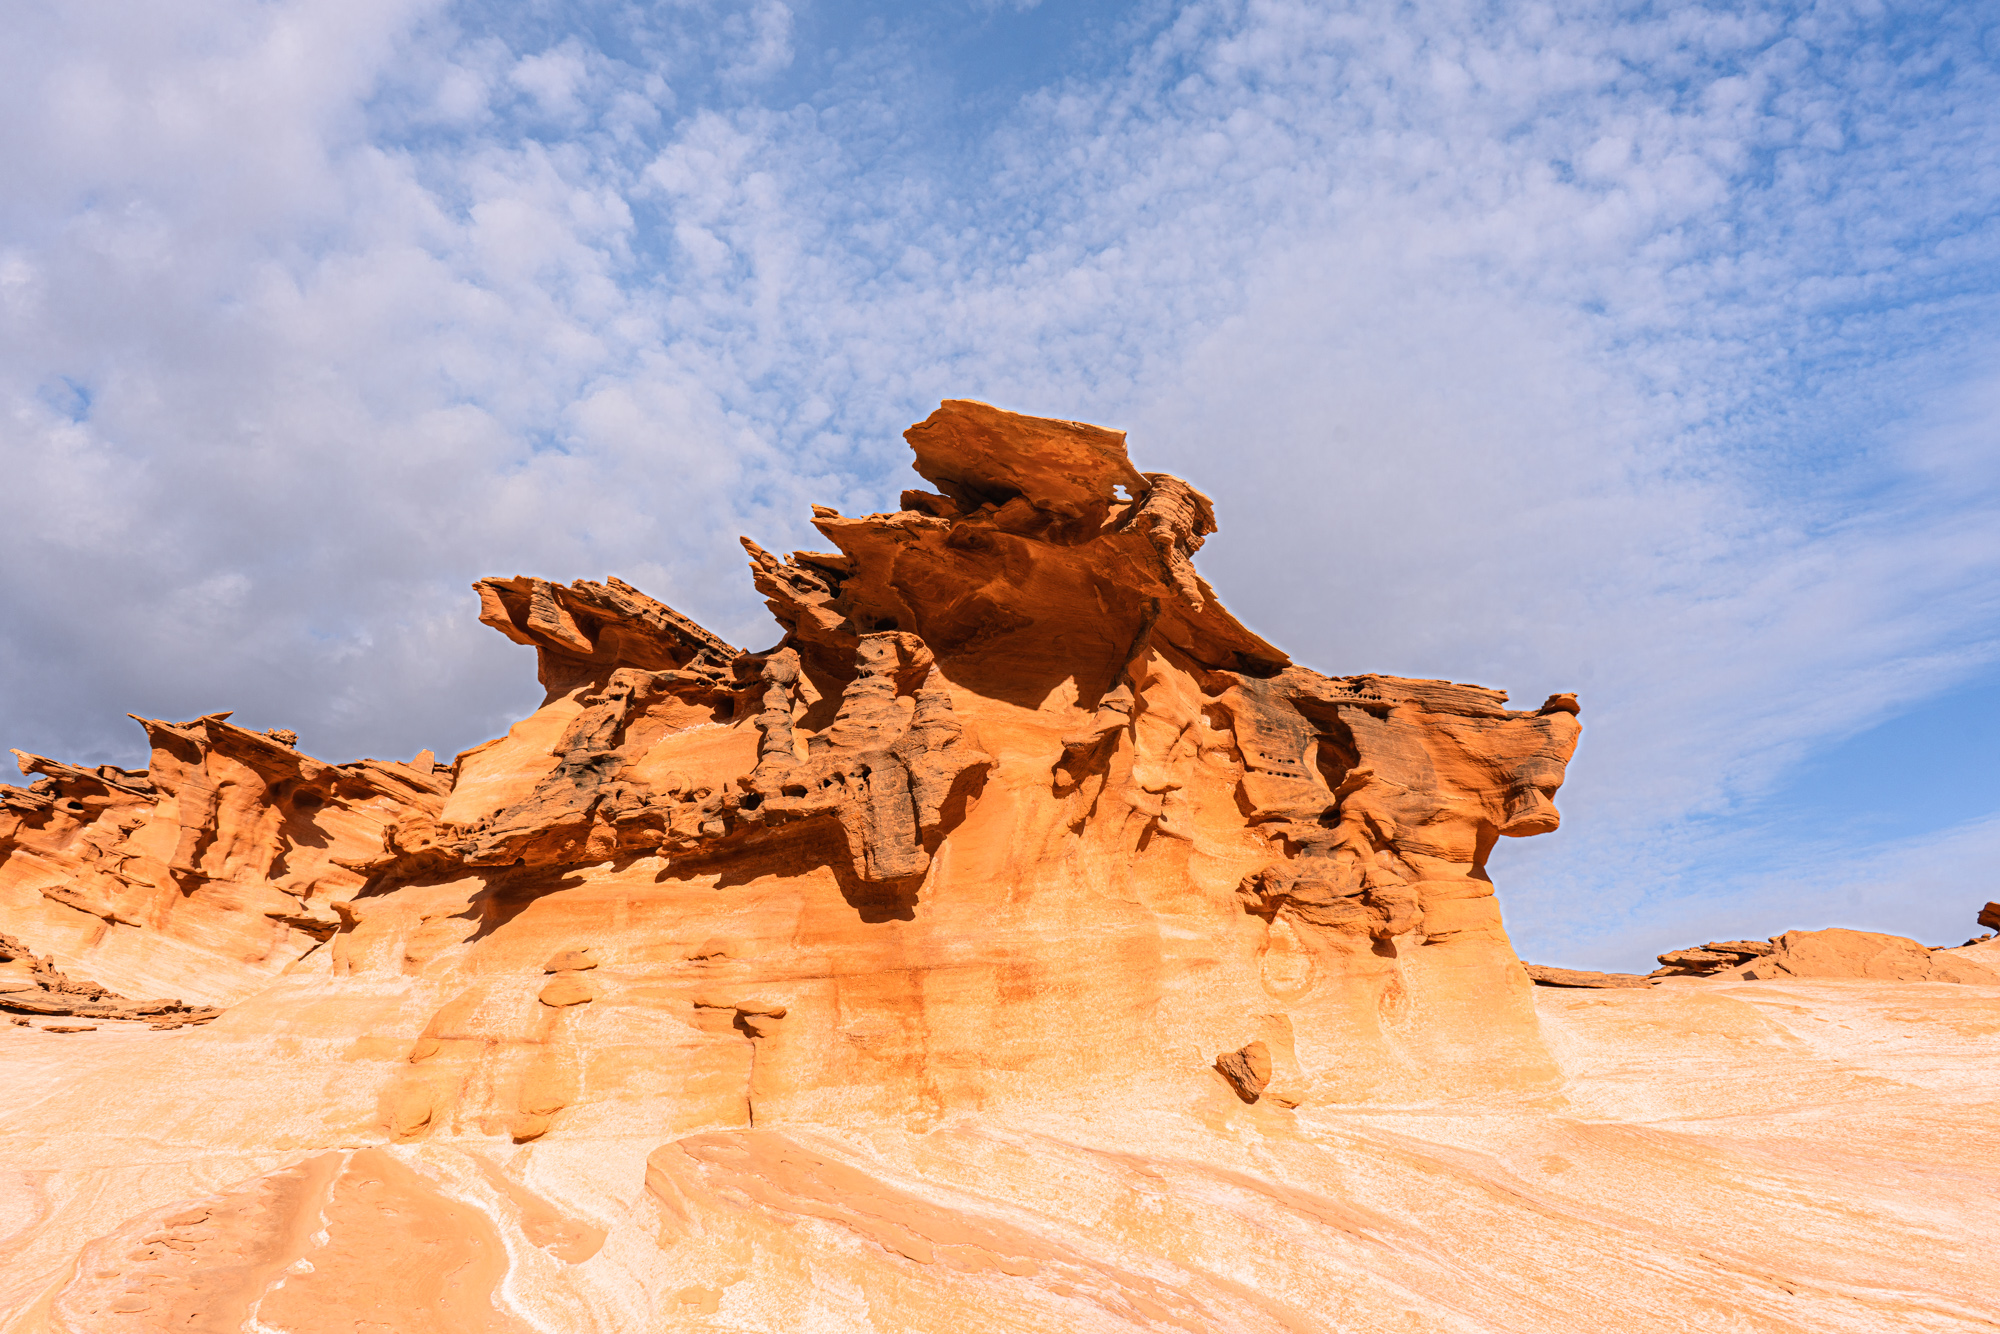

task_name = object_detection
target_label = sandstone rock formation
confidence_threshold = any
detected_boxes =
[2,401,1994,1333]
[1521,963,1650,989]
[1719,928,2000,984]
[1,718,450,1005]
[1526,905,2000,992]
[0,931,217,1030]
[1647,938,1779,979]
[1648,927,2000,985]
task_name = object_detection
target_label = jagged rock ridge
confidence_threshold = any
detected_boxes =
[4,401,1990,1333]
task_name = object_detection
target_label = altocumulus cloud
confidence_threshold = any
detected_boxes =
[2,0,1997,968]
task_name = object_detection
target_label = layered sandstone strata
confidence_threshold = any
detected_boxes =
[1,717,449,1005]
[11,402,1982,1331]
[0,931,217,1030]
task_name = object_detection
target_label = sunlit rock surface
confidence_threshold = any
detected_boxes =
[2,402,1994,1333]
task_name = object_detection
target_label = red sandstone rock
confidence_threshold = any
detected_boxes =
[0,930,216,1025]
[1648,939,1781,978]
[1,715,450,1004]
[1646,926,2000,985]
[537,973,596,1007]
[1719,928,2000,984]
[48,1150,529,1331]
[3,409,1996,1330]
[1214,1040,1273,1102]
[543,947,597,972]
[0,400,1606,1330]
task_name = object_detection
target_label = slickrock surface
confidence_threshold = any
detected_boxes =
[1,401,1995,1333]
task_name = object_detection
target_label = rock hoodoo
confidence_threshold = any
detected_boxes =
[1,401,1581,1113]
[7,402,1990,1333]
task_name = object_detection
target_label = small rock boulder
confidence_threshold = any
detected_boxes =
[1214,1041,1272,1103]
[538,974,596,1007]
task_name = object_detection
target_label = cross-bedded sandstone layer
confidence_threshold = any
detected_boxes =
[3,401,1991,1333]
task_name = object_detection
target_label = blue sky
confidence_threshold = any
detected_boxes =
[3,0,1998,970]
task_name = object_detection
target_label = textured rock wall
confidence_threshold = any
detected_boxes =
[3,401,1583,1123]
[0,401,1611,1332]
[2,716,450,1005]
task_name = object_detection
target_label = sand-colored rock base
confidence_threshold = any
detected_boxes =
[2,976,1994,1332]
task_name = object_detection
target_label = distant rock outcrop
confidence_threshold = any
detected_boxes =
[1647,939,1778,979]
[1644,926,2000,985]
[1525,906,2000,991]
[2,717,450,1005]
[1522,964,1650,989]
[0,930,217,1029]
[1722,928,1999,984]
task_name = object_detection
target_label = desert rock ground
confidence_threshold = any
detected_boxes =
[4,967,1996,1332]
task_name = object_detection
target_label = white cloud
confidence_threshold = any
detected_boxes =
[721,0,796,84]
[509,43,591,121]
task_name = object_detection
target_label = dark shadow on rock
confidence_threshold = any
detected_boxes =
[827,855,923,923]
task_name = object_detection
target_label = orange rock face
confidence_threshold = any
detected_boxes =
[2,716,449,1006]
[2,401,1994,1332]
[1720,927,2000,984]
